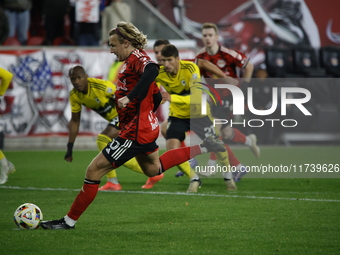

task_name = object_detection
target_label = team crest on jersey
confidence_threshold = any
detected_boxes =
[217,59,226,68]
[95,98,100,103]
[181,80,186,86]
[107,87,113,93]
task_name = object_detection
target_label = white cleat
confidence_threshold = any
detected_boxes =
[186,179,202,193]
[225,179,237,191]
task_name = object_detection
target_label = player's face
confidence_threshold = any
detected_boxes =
[154,44,166,64]
[161,55,179,75]
[69,70,88,93]
[202,28,218,48]
[109,34,129,62]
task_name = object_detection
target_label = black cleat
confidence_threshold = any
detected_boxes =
[40,218,74,230]
[201,136,226,152]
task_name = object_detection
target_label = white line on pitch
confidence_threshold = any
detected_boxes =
[1,185,340,203]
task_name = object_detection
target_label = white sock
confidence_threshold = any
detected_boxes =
[245,136,252,146]
[200,146,208,153]
[64,215,77,227]
[222,171,232,179]
[236,163,243,172]
[107,177,119,184]
[190,174,200,181]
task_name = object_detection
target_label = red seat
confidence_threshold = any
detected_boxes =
[53,37,75,46]
[2,37,21,46]
[27,36,45,46]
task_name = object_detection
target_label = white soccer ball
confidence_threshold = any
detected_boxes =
[14,203,43,230]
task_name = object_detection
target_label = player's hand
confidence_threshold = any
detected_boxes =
[117,96,130,108]
[64,143,73,162]
[161,91,171,102]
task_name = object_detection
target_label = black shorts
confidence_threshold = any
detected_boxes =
[166,116,217,141]
[210,95,233,120]
[108,116,120,130]
[102,136,158,168]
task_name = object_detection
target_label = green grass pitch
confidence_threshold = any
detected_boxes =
[1,146,339,255]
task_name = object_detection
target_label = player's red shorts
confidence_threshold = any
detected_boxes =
[102,136,159,169]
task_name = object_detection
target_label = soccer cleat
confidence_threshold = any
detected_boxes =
[40,218,74,230]
[225,179,237,191]
[98,182,122,191]
[201,136,226,152]
[233,165,248,182]
[0,160,16,185]
[186,179,202,193]
[141,173,164,189]
[248,134,260,159]
[175,171,184,177]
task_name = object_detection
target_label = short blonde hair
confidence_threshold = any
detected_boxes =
[201,22,219,34]
[109,22,148,49]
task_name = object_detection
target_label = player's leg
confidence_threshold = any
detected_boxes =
[40,151,116,229]
[40,135,225,230]
[96,132,122,190]
[0,150,16,184]
[97,123,148,191]
[191,116,237,191]
[166,117,201,192]
[161,120,187,177]
[221,125,260,159]
[136,135,225,178]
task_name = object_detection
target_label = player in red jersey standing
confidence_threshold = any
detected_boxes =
[196,22,259,182]
[40,22,226,230]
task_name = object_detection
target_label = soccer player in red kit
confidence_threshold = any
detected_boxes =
[196,22,259,181]
[40,22,225,229]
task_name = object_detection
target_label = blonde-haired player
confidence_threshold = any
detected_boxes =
[0,68,16,184]
[65,65,163,190]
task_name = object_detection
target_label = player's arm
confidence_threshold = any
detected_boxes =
[118,63,159,108]
[243,61,254,83]
[196,59,239,86]
[65,111,81,162]
[164,65,201,106]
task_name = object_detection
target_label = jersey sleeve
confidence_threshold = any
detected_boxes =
[133,54,156,76]
[170,64,202,106]
[234,50,249,69]
[102,80,116,98]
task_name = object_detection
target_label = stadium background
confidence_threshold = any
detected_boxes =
[0,0,339,150]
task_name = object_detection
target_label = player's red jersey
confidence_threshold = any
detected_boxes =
[115,49,160,144]
[196,46,249,97]
[196,45,248,78]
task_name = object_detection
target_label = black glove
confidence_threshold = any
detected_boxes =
[64,142,73,161]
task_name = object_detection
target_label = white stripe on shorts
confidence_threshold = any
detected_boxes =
[111,139,133,160]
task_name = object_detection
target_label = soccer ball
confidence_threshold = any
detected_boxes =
[14,203,43,230]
